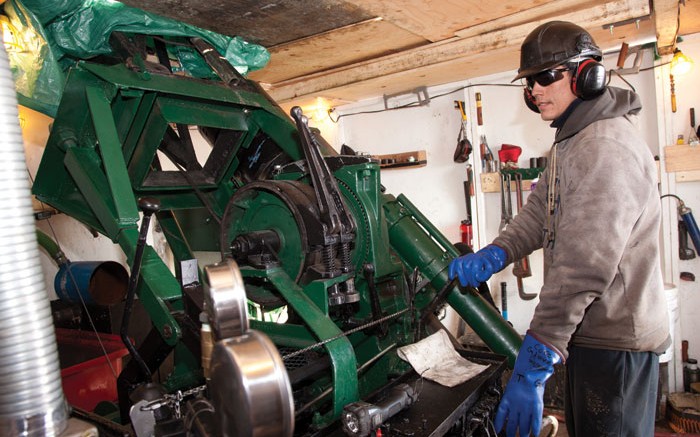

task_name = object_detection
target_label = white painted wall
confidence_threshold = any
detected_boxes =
[314,35,700,392]
[656,33,700,391]
[323,47,663,335]
[20,105,128,302]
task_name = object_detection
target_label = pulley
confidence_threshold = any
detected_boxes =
[209,330,294,437]
[204,259,249,340]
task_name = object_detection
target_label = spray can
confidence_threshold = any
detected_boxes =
[460,219,473,249]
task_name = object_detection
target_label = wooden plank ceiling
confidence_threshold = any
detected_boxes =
[121,0,700,108]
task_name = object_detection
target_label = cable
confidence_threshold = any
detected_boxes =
[661,193,683,204]
[328,40,685,124]
[639,60,671,72]
[27,171,120,380]
[328,83,522,123]
[607,69,636,93]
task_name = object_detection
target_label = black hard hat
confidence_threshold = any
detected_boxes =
[513,21,602,81]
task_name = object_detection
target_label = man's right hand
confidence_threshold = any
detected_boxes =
[448,244,507,288]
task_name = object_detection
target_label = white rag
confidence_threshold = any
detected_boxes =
[397,330,488,387]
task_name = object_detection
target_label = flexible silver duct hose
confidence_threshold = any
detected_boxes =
[0,41,69,435]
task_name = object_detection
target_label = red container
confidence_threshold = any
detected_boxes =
[56,328,128,411]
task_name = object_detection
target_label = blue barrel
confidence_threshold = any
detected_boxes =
[54,261,128,306]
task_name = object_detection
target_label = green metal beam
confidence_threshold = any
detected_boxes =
[117,227,183,346]
[243,267,358,423]
[64,146,131,239]
[85,85,139,225]
[81,63,281,116]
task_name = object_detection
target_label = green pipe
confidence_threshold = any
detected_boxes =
[383,194,521,367]
[36,229,68,266]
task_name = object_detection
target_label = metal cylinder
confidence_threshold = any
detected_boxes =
[54,260,129,306]
[383,194,521,367]
[210,330,294,437]
[680,205,700,255]
[0,41,69,435]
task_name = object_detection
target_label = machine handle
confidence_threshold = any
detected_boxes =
[120,197,162,380]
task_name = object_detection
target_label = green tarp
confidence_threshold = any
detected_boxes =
[2,0,270,117]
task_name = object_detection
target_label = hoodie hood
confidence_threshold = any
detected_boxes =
[554,87,642,143]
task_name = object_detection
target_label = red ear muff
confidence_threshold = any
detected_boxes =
[523,87,540,113]
[571,59,606,100]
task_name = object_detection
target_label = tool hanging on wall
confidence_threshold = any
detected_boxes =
[689,108,700,146]
[499,172,513,233]
[662,194,700,257]
[680,202,700,255]
[453,101,472,163]
[513,173,537,300]
[679,220,696,260]
[462,169,473,249]
[475,92,483,126]
[480,135,495,172]
[454,100,474,249]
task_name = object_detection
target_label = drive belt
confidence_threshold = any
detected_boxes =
[282,308,410,360]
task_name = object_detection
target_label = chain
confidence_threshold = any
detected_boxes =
[140,385,207,418]
[173,391,182,419]
[282,307,410,360]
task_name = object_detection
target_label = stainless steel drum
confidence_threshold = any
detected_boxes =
[204,259,249,340]
[209,330,294,437]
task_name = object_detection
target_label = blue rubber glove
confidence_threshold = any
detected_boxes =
[448,244,507,288]
[494,334,561,437]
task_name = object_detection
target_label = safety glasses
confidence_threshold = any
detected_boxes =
[525,67,572,90]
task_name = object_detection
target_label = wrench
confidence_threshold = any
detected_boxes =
[512,173,537,300]
[498,172,512,232]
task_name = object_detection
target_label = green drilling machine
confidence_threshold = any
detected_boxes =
[31,32,521,436]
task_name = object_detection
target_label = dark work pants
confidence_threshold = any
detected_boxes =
[565,345,659,437]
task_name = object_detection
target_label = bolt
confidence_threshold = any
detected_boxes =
[163,325,173,339]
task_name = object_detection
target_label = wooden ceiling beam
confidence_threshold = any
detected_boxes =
[264,0,651,103]
[346,0,554,42]
[455,0,632,38]
[653,0,681,55]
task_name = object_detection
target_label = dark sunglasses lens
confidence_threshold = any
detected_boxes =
[527,69,565,89]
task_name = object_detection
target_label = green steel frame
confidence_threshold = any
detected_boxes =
[32,54,521,428]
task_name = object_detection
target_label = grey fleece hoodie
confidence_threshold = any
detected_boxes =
[493,87,670,360]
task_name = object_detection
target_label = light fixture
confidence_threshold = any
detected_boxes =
[301,97,331,123]
[671,48,693,76]
[669,48,693,113]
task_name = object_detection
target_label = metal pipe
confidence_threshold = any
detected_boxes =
[383,194,521,368]
[0,41,69,435]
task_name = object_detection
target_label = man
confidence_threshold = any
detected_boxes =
[449,21,670,437]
